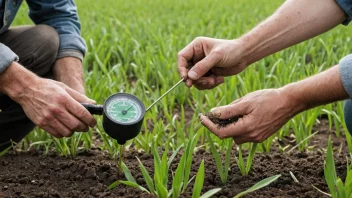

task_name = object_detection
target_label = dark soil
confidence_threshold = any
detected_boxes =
[205,112,242,128]
[0,119,349,198]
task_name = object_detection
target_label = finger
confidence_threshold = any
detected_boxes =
[178,42,197,79]
[232,136,248,145]
[211,67,244,77]
[188,52,221,80]
[66,98,97,127]
[41,126,63,138]
[192,40,205,65]
[193,77,216,90]
[199,114,233,139]
[63,86,96,104]
[210,101,249,119]
[55,109,89,132]
[200,113,248,138]
[51,118,72,137]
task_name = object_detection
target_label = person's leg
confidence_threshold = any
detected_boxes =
[0,25,59,151]
[344,99,352,136]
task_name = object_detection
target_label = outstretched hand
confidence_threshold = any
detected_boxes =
[177,37,247,90]
[199,89,300,144]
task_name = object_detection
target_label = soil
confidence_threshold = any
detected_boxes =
[0,118,349,198]
[205,112,242,128]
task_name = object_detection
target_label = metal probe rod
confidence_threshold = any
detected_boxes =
[146,78,184,112]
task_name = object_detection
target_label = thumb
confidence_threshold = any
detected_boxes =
[210,102,248,120]
[188,52,220,80]
[65,86,96,104]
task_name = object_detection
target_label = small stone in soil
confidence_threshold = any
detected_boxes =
[205,112,242,128]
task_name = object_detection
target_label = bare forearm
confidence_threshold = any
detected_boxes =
[281,65,348,114]
[53,57,85,94]
[240,0,346,66]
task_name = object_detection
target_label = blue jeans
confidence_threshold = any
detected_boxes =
[344,99,352,135]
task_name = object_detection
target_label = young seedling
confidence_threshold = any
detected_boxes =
[322,137,352,198]
[233,174,281,198]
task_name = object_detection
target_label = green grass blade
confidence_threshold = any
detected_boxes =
[192,160,205,198]
[183,133,200,192]
[0,146,11,157]
[345,168,352,196]
[238,145,246,176]
[224,139,232,181]
[168,144,184,168]
[136,157,155,194]
[335,178,346,198]
[172,153,186,198]
[155,180,168,198]
[121,161,136,183]
[118,180,150,193]
[199,188,222,198]
[206,132,224,183]
[324,137,337,198]
[234,174,281,198]
[246,143,257,175]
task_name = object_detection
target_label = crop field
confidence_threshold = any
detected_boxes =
[1,0,352,197]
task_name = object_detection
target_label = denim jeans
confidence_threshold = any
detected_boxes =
[345,99,352,136]
[0,25,59,151]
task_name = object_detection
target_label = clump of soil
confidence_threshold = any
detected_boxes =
[205,112,242,128]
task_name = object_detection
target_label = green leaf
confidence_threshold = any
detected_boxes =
[0,146,11,157]
[234,174,281,198]
[168,144,184,168]
[136,157,155,194]
[119,180,150,193]
[238,145,245,176]
[199,188,222,198]
[336,178,346,198]
[345,168,352,197]
[121,162,136,183]
[172,153,186,198]
[324,137,337,198]
[183,133,200,192]
[224,139,232,181]
[207,133,224,182]
[246,143,257,175]
[192,160,205,198]
[155,180,168,198]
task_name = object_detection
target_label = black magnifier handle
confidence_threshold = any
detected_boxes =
[81,103,104,115]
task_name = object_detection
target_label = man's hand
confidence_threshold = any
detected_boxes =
[198,89,300,144]
[53,57,86,94]
[177,38,246,90]
[0,62,96,138]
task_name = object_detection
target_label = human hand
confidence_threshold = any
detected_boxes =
[53,57,86,94]
[199,89,302,144]
[18,78,97,138]
[177,37,247,90]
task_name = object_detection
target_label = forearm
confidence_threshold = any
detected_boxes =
[239,0,346,66]
[53,57,85,94]
[280,65,348,114]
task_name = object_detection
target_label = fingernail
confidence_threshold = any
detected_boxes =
[90,120,96,127]
[210,108,221,117]
[188,70,199,79]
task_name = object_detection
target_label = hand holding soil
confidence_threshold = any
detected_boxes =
[199,89,299,144]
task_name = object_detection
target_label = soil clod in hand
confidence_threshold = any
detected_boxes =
[205,112,242,128]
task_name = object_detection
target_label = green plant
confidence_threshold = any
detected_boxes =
[207,133,257,181]
[323,137,352,198]
[233,174,281,198]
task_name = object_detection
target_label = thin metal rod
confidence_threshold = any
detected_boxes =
[146,78,184,112]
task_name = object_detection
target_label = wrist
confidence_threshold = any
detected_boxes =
[0,62,40,103]
[278,83,308,116]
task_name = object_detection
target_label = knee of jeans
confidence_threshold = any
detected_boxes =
[344,100,352,135]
